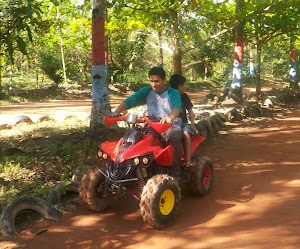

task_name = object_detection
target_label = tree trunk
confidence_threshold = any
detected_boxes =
[35,56,39,88]
[9,59,13,91]
[249,50,256,84]
[0,58,2,100]
[158,28,164,68]
[256,45,262,98]
[169,9,182,74]
[289,36,299,89]
[90,0,111,129]
[57,6,67,86]
[230,0,245,104]
[60,37,67,85]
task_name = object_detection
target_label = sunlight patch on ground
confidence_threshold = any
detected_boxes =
[133,236,188,249]
[237,169,274,174]
[271,180,287,185]
[230,127,281,135]
[0,241,21,249]
[284,179,300,187]
[122,213,142,221]
[285,139,300,144]
[275,117,300,121]
[234,161,300,167]
[186,225,298,249]
[49,227,73,233]
[207,188,297,228]
[71,215,105,226]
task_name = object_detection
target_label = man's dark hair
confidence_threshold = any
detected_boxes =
[169,74,186,89]
[148,67,166,79]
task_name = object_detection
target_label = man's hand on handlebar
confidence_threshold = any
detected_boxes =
[110,112,120,118]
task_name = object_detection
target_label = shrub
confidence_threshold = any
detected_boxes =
[39,47,63,85]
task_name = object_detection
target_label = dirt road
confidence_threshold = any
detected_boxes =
[1,106,300,249]
[0,97,121,124]
[0,86,271,124]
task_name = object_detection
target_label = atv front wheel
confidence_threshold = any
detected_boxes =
[140,174,181,228]
[79,166,112,212]
[187,156,214,196]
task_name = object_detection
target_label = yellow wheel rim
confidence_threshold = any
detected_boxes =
[159,189,175,215]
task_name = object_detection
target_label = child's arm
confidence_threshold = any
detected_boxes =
[187,108,199,134]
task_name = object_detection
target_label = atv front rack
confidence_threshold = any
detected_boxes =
[97,168,139,183]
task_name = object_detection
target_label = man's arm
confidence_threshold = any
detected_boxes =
[111,86,151,117]
[111,102,127,117]
[187,108,199,134]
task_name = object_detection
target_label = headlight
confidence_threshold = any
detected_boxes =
[97,150,103,158]
[103,153,108,159]
[129,152,153,167]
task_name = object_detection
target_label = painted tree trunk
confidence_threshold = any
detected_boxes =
[249,50,256,80]
[256,44,262,98]
[289,38,299,89]
[90,0,111,128]
[169,10,182,74]
[0,59,2,100]
[231,0,244,104]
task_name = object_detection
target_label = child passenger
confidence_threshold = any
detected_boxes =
[170,74,199,166]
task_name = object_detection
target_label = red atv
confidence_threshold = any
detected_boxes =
[79,113,214,228]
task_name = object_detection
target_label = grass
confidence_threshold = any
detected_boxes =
[0,71,93,104]
[0,116,124,212]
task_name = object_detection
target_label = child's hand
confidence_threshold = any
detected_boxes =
[191,124,199,134]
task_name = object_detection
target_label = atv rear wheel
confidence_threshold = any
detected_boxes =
[187,156,214,196]
[79,166,112,212]
[140,174,181,228]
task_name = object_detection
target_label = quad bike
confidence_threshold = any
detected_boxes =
[79,113,214,228]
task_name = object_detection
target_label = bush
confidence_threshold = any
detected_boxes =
[39,47,63,85]
[65,47,91,85]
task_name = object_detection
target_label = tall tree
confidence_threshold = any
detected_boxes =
[169,7,182,74]
[289,36,299,89]
[108,0,236,75]
[246,0,300,97]
[90,0,110,128]
[230,0,245,104]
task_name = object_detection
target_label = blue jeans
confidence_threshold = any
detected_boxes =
[162,127,183,176]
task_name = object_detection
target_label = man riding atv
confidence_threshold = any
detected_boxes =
[79,67,214,228]
[111,66,183,177]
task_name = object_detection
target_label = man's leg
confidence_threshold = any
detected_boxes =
[162,127,183,177]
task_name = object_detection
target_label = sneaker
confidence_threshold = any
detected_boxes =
[184,162,194,167]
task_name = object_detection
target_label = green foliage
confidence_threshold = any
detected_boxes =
[0,0,49,61]
[1,0,300,94]
[261,36,290,78]
[65,49,91,85]
[212,60,232,81]
[39,47,62,85]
